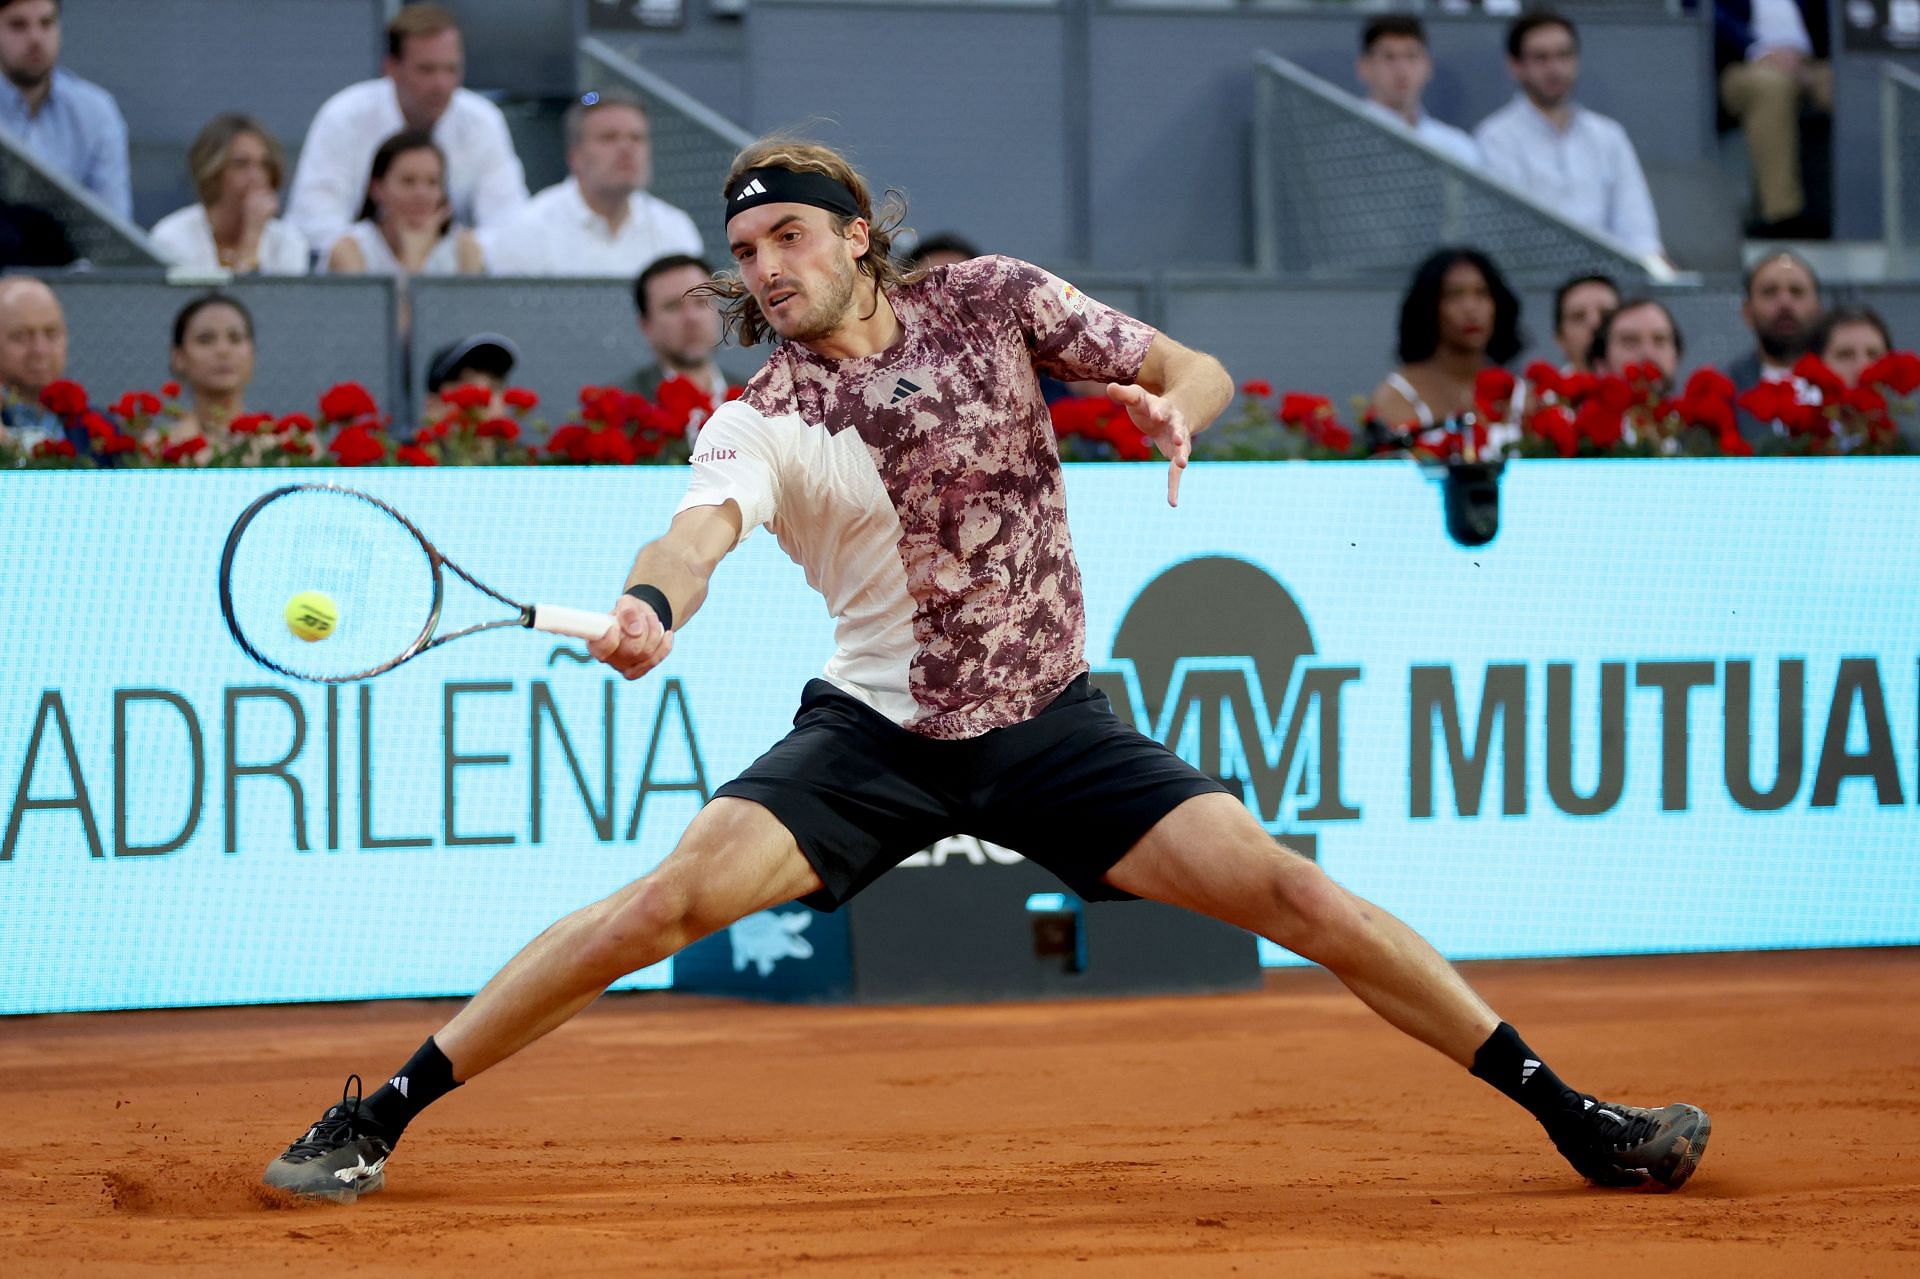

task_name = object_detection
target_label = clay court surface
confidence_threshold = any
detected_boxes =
[2,948,1916,1277]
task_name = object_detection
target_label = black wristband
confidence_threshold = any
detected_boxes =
[624,584,673,631]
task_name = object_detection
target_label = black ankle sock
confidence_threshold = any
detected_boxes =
[363,1037,462,1138]
[1469,1022,1582,1128]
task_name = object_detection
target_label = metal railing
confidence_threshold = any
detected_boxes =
[0,128,163,268]
[1252,51,1675,287]
[578,36,758,264]
[1884,64,1920,279]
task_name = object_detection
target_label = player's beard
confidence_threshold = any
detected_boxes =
[777,254,860,343]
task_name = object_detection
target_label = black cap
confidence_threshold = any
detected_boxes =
[426,332,520,393]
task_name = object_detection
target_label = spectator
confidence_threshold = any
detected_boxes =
[481,91,698,277]
[1588,297,1684,394]
[0,275,84,451]
[0,0,129,219]
[1724,250,1821,391]
[1551,273,1619,373]
[286,3,526,260]
[425,331,517,417]
[1807,304,1892,389]
[163,293,256,454]
[626,253,733,402]
[1354,15,1480,168]
[324,131,484,278]
[1474,12,1664,259]
[1716,0,1832,237]
[149,115,308,276]
[903,232,981,271]
[1369,247,1523,429]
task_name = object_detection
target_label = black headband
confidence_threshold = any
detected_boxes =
[724,167,862,226]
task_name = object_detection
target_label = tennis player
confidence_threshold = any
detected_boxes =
[265,138,1709,1202]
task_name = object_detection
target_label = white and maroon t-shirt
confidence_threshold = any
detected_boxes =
[673,254,1156,740]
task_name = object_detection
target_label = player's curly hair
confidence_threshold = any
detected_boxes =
[694,137,915,347]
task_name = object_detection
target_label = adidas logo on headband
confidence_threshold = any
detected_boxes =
[734,179,768,201]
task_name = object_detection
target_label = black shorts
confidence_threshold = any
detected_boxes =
[715,675,1231,911]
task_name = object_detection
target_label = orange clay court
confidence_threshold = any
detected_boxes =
[1,947,1916,1278]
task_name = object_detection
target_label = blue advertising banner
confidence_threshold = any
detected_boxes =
[3,461,1918,1014]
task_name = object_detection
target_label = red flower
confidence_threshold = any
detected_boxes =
[230,412,275,436]
[656,375,715,430]
[161,381,182,400]
[1527,405,1577,457]
[31,437,76,459]
[319,381,378,423]
[547,424,592,462]
[1858,352,1920,396]
[396,443,438,467]
[1558,372,1597,403]
[502,386,539,411]
[79,410,115,440]
[475,416,520,441]
[585,426,636,464]
[1312,420,1354,452]
[1240,379,1273,399]
[277,413,315,435]
[441,383,494,412]
[1792,353,1846,401]
[1591,375,1636,414]
[280,438,315,457]
[1736,381,1802,424]
[1573,399,1624,448]
[160,435,209,463]
[1677,393,1735,436]
[1683,368,1736,403]
[1048,396,1106,438]
[1719,429,1754,457]
[1474,367,1516,406]
[577,386,631,430]
[1277,392,1331,425]
[1845,386,1890,420]
[94,430,138,456]
[1523,361,1563,400]
[38,379,88,418]
[329,423,386,467]
[724,385,745,402]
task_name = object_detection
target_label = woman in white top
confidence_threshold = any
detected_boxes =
[1369,247,1524,430]
[152,293,273,464]
[326,131,485,279]
[149,115,310,276]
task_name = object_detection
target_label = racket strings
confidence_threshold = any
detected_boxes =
[222,487,440,682]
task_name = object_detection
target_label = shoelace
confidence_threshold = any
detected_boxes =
[284,1073,372,1161]
[1584,1099,1660,1152]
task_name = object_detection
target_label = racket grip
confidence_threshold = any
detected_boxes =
[530,604,619,644]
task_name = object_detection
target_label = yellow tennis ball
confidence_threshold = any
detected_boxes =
[285,590,339,642]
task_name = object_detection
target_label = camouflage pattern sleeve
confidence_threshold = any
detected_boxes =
[954,255,1158,386]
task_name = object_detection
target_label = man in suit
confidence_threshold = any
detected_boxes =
[1723,251,1821,393]
[626,252,735,404]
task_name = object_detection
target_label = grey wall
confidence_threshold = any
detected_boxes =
[1086,9,1715,269]
[744,5,1079,264]
[1831,29,1920,240]
[52,275,400,415]
[58,0,386,229]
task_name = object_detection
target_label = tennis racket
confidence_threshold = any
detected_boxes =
[219,482,618,684]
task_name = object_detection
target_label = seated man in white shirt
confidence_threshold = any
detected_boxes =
[285,3,527,261]
[1354,15,1480,169]
[1473,11,1665,260]
[481,90,701,277]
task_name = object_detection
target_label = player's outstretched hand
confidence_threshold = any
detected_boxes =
[1107,382,1191,507]
[589,592,674,681]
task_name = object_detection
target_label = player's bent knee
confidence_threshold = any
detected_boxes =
[1258,853,1360,960]
[577,876,696,980]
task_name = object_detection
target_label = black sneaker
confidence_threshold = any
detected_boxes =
[1551,1095,1711,1191]
[262,1074,395,1204]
